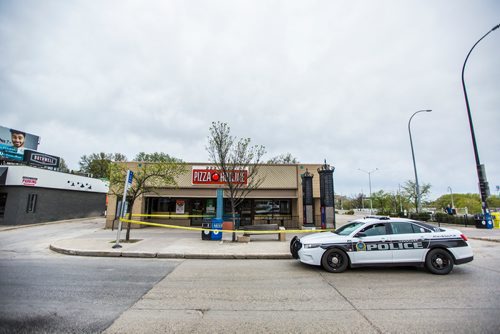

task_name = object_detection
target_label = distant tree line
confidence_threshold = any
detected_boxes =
[339,180,500,215]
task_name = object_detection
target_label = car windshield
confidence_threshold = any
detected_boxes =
[333,222,365,236]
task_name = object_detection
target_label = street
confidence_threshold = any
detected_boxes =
[0,220,180,334]
[104,239,500,334]
[1,220,500,333]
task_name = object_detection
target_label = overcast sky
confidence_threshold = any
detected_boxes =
[1,0,499,200]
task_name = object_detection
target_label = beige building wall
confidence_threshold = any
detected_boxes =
[106,162,331,229]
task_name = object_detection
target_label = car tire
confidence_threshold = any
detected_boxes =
[425,248,454,275]
[321,248,349,273]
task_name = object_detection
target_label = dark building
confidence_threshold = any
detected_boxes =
[0,165,109,225]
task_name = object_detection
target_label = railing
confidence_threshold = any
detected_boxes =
[433,213,477,227]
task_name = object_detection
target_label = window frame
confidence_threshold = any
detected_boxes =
[359,223,390,236]
[26,193,38,213]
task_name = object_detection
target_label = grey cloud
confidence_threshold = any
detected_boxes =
[1,0,499,198]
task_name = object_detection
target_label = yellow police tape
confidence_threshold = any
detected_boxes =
[132,213,215,218]
[131,213,293,219]
[119,218,333,234]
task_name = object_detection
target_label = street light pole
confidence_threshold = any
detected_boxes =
[398,183,403,214]
[358,168,378,214]
[408,110,432,213]
[461,23,499,229]
[448,186,455,209]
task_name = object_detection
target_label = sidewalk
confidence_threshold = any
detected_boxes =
[49,229,295,259]
[433,223,500,243]
[4,216,499,259]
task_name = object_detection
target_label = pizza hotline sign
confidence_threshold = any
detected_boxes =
[192,166,248,185]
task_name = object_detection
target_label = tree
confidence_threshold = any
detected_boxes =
[370,190,409,215]
[352,193,365,210]
[267,153,299,164]
[431,193,495,214]
[113,153,128,162]
[401,180,431,212]
[109,154,185,241]
[371,190,393,214]
[206,122,266,240]
[58,158,70,173]
[488,195,500,209]
[134,152,182,163]
[79,152,127,179]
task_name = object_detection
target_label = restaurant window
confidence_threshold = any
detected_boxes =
[145,197,190,215]
[254,200,291,215]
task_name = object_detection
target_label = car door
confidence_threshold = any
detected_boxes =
[350,223,393,264]
[390,222,430,263]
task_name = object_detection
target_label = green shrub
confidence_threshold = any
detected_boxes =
[409,212,431,221]
[346,210,355,215]
[377,210,392,216]
[435,213,454,224]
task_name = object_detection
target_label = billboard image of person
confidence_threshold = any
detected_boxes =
[10,129,26,148]
[0,125,40,162]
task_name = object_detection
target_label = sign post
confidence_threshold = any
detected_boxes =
[112,170,133,249]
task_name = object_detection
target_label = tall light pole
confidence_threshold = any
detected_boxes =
[462,23,499,229]
[408,109,432,213]
[358,168,378,214]
[398,183,403,214]
[447,186,455,209]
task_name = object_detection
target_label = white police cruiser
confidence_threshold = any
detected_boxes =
[290,217,473,275]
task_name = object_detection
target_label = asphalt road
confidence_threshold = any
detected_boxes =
[0,220,180,334]
[1,220,500,333]
[105,239,500,334]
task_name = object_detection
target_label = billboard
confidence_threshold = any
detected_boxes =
[0,125,40,162]
[24,150,60,169]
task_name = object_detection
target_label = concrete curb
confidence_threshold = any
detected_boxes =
[50,238,500,259]
[49,244,122,257]
[469,237,500,243]
[49,244,293,259]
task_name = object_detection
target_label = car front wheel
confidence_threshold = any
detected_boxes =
[321,248,349,273]
[426,248,454,275]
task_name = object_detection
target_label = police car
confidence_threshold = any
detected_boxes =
[290,217,473,275]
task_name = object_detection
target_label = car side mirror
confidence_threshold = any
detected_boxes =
[355,232,367,238]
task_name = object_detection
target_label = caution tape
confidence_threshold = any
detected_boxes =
[132,214,215,218]
[119,218,333,234]
[132,213,293,220]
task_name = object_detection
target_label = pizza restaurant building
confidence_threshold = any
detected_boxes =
[105,162,331,229]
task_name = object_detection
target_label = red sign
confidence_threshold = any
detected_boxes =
[22,176,38,186]
[192,167,248,185]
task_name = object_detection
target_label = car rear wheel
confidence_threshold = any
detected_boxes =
[321,248,348,273]
[426,248,454,275]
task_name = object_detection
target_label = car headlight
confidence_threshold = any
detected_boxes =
[303,244,320,249]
